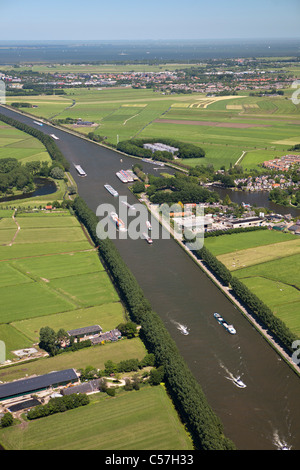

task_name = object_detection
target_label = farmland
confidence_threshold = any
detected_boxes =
[0,385,193,450]
[205,230,300,336]
[0,210,124,356]
[0,121,51,164]
[0,207,194,450]
[5,85,300,170]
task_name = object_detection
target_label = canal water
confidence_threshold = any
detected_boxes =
[1,106,300,450]
[0,178,56,203]
[213,186,300,217]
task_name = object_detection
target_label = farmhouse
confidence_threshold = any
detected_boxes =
[67,325,102,340]
[91,328,122,344]
[0,369,78,401]
[61,379,104,396]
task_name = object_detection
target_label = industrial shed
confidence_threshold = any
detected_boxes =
[0,369,78,401]
[67,325,102,339]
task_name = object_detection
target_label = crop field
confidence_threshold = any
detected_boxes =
[6,87,299,169]
[0,210,126,358]
[0,121,51,163]
[0,385,193,451]
[204,229,298,257]
[205,230,300,335]
[217,238,300,269]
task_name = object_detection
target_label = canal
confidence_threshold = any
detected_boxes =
[1,106,300,450]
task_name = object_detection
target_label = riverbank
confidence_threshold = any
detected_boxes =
[145,198,300,377]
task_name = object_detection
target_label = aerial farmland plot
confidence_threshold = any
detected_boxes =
[7,86,299,170]
[205,230,300,336]
[0,210,125,357]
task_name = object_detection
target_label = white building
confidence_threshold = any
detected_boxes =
[143,143,179,155]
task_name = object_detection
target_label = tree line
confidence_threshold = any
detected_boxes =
[197,245,299,354]
[72,195,235,450]
[27,393,89,420]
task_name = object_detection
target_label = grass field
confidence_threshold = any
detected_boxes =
[6,87,299,170]
[205,230,300,336]
[0,385,193,450]
[0,210,125,356]
[0,337,146,382]
[0,120,51,163]
[204,229,298,257]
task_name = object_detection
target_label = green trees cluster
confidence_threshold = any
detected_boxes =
[146,173,219,205]
[72,195,235,450]
[197,246,299,354]
[1,412,13,428]
[117,137,205,160]
[0,157,64,195]
[27,394,89,420]
[39,326,92,356]
[0,113,70,171]
[0,158,34,194]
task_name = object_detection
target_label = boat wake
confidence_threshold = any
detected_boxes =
[272,430,291,450]
[170,319,189,336]
[219,362,246,389]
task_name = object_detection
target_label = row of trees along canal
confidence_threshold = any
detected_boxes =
[72,196,236,451]
[2,113,297,448]
[197,245,299,355]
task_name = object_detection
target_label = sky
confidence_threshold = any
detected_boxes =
[0,0,299,41]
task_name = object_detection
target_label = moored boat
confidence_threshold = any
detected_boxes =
[116,172,128,183]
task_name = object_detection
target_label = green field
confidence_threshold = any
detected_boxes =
[0,385,193,450]
[206,230,300,335]
[6,87,299,170]
[0,121,51,163]
[0,211,125,354]
[204,229,298,257]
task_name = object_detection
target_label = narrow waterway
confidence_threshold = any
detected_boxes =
[213,186,300,217]
[1,106,300,450]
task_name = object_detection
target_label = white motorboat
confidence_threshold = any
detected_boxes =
[232,376,246,389]
[178,324,189,335]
